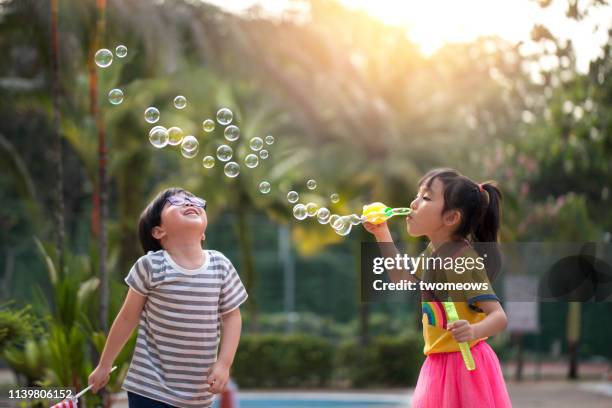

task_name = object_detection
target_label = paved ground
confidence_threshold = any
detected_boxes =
[1,369,611,407]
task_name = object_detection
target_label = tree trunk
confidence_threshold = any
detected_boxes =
[235,181,258,331]
[50,0,65,272]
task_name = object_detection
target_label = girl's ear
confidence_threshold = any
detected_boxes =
[443,209,461,227]
[152,226,166,240]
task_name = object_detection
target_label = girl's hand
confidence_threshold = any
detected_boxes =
[207,361,230,394]
[363,221,392,241]
[447,320,476,342]
[88,364,112,393]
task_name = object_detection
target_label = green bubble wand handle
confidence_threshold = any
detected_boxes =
[443,301,476,371]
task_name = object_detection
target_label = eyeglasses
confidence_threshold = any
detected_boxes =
[165,196,207,210]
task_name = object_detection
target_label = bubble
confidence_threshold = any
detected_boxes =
[244,154,259,168]
[144,107,160,124]
[202,119,215,132]
[287,191,299,203]
[149,127,169,148]
[180,135,199,158]
[224,161,240,178]
[216,145,233,162]
[174,95,187,110]
[224,125,240,142]
[115,45,127,58]
[259,181,271,194]
[249,137,264,151]
[306,202,319,217]
[328,214,341,228]
[108,88,124,105]
[348,214,364,225]
[265,135,275,145]
[217,108,233,125]
[259,149,269,159]
[330,193,340,203]
[94,48,113,68]
[331,216,345,230]
[202,155,215,169]
[334,216,353,236]
[293,204,308,220]
[317,207,331,224]
[167,126,184,146]
[306,179,317,190]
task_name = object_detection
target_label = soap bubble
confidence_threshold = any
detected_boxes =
[259,181,271,194]
[293,204,307,220]
[144,107,160,124]
[108,89,124,105]
[249,137,264,151]
[167,126,184,146]
[306,179,317,190]
[173,95,187,110]
[317,207,331,224]
[202,119,215,133]
[287,191,299,203]
[330,193,340,203]
[149,127,169,148]
[115,45,127,58]
[328,214,341,228]
[180,135,199,158]
[265,135,274,145]
[259,149,269,159]
[216,145,233,162]
[202,155,215,169]
[305,202,319,217]
[94,48,113,67]
[348,214,364,225]
[224,161,240,178]
[334,216,353,236]
[217,108,233,125]
[224,125,240,142]
[244,154,259,168]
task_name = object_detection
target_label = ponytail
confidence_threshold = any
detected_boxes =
[472,182,503,281]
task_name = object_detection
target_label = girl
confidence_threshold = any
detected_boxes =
[364,168,512,408]
[88,187,248,408]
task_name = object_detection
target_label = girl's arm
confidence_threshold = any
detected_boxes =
[448,301,508,342]
[207,308,242,394]
[363,222,419,285]
[88,288,147,392]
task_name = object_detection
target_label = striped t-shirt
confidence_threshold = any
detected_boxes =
[122,249,248,408]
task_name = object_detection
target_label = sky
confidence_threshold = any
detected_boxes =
[204,0,612,73]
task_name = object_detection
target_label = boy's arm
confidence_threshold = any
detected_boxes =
[88,288,147,392]
[207,308,242,394]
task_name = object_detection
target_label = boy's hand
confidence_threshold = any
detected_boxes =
[363,221,392,241]
[207,361,230,394]
[447,320,476,342]
[88,364,112,393]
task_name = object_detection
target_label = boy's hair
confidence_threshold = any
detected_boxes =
[418,168,503,280]
[138,187,195,253]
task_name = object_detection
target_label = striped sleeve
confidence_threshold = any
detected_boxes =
[218,256,248,315]
[125,255,152,296]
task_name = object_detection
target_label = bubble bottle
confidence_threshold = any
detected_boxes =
[361,202,411,224]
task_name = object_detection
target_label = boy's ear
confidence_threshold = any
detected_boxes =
[152,226,166,240]
[443,209,461,227]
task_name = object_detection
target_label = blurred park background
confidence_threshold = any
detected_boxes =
[1,0,611,406]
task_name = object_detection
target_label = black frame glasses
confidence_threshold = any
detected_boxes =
[165,196,207,210]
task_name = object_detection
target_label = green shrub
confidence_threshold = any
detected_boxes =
[232,334,334,388]
[335,334,424,388]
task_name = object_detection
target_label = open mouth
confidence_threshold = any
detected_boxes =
[183,208,199,216]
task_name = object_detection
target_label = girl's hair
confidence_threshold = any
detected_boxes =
[418,168,503,280]
[138,187,195,253]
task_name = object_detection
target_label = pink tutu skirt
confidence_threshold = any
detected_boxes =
[412,340,512,408]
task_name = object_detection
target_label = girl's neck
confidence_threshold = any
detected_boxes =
[164,241,205,270]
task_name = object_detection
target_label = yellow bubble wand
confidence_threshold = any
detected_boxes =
[361,202,411,224]
[443,301,476,371]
